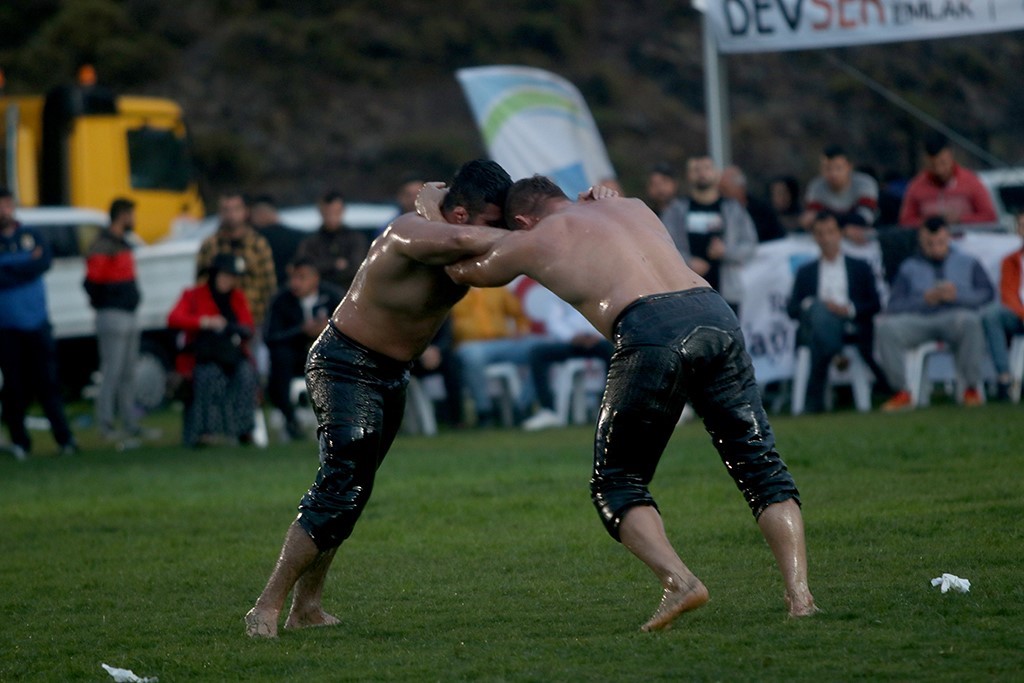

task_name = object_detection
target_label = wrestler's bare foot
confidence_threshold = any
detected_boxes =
[640,576,710,632]
[786,589,819,618]
[284,608,341,631]
[244,607,279,639]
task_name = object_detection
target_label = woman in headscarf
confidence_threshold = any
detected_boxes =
[168,253,259,446]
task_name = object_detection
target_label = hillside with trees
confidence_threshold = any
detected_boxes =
[2,0,1022,205]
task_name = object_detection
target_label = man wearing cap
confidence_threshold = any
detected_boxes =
[876,216,994,411]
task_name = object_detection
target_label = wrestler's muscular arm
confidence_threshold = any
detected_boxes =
[445,230,539,288]
[386,212,508,266]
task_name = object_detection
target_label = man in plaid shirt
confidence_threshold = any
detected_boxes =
[196,192,277,326]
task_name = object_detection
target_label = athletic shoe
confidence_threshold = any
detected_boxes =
[881,390,914,412]
[9,445,27,462]
[522,409,564,431]
[59,441,80,456]
[962,388,984,407]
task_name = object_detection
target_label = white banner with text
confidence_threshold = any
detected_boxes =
[705,1,1024,54]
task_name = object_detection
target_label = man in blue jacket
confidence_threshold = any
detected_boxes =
[0,188,77,460]
[876,216,994,410]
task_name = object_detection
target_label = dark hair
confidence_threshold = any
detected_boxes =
[250,193,276,208]
[504,175,569,229]
[650,162,677,179]
[923,132,950,156]
[219,190,249,206]
[109,197,135,223]
[288,255,318,272]
[210,252,246,276]
[442,159,512,219]
[922,215,948,232]
[811,210,838,227]
[822,144,847,160]
[320,190,344,204]
[769,175,801,212]
[0,186,12,200]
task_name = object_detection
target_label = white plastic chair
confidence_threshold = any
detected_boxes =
[552,358,607,425]
[484,362,522,426]
[904,341,977,407]
[790,345,873,415]
[403,376,438,436]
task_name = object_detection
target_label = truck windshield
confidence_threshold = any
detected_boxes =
[127,127,192,191]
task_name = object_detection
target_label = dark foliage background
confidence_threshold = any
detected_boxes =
[2,0,1022,205]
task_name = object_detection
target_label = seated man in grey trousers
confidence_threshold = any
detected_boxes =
[875,216,994,411]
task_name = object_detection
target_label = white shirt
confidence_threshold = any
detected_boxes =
[817,255,853,316]
[299,292,318,322]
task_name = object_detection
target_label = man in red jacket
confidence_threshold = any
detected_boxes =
[982,212,1024,399]
[84,198,143,441]
[898,133,998,228]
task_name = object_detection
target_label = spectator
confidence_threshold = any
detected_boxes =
[769,175,803,234]
[168,253,259,447]
[450,286,545,426]
[0,187,78,459]
[662,154,758,314]
[720,164,785,242]
[981,212,1024,400]
[294,190,370,294]
[645,162,683,218]
[250,194,305,286]
[875,216,994,411]
[395,173,425,214]
[410,317,464,428]
[263,257,343,440]
[800,144,879,245]
[786,211,884,413]
[898,132,998,228]
[196,192,277,327]
[520,286,613,431]
[83,197,145,441]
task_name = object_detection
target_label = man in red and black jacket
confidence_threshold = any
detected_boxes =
[84,198,142,440]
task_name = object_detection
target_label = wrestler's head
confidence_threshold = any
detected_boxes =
[442,159,512,227]
[504,175,568,231]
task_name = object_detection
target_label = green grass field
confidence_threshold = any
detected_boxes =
[2,403,1023,682]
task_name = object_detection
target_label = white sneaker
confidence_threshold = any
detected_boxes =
[9,445,27,462]
[522,409,565,432]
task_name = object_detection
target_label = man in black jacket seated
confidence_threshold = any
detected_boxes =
[264,257,343,439]
[787,211,885,413]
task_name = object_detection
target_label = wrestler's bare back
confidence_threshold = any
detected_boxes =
[451,197,708,339]
[330,213,505,361]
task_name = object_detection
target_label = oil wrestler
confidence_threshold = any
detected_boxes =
[446,175,817,631]
[244,160,514,638]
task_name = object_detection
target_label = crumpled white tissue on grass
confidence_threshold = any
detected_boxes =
[101,663,159,683]
[930,573,971,594]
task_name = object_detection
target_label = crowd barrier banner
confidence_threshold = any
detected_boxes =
[456,65,616,197]
[740,232,1019,384]
[705,1,1024,54]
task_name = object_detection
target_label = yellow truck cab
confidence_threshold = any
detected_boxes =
[1,69,204,243]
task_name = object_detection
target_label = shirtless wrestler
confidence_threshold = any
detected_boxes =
[244,160,514,638]
[446,175,818,631]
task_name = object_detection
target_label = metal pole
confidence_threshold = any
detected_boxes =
[702,11,730,167]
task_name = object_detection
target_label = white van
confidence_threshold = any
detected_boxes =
[978,168,1024,232]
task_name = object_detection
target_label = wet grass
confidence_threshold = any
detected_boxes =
[1,403,1023,681]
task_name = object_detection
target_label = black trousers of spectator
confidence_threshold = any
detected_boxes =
[0,326,74,452]
[529,340,613,412]
[267,340,309,426]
